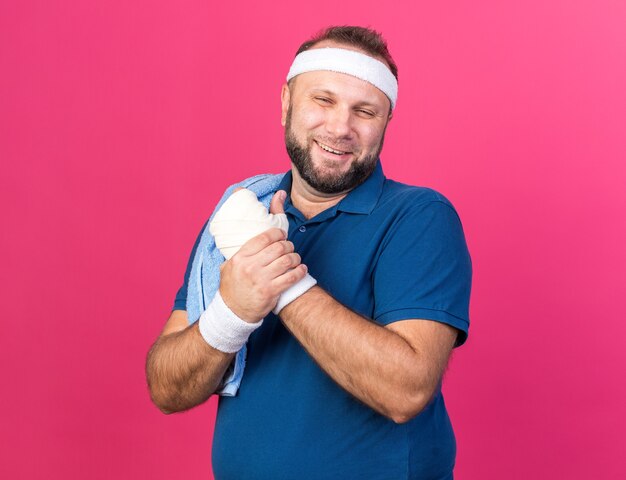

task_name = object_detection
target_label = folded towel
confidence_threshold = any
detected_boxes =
[186,173,285,396]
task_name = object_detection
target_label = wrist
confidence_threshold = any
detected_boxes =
[198,290,263,353]
[273,273,317,315]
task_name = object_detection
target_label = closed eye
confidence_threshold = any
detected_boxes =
[356,109,376,118]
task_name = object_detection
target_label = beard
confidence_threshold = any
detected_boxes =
[284,107,384,195]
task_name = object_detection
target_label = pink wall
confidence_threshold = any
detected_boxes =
[2,1,625,478]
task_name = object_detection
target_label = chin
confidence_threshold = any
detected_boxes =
[285,117,380,195]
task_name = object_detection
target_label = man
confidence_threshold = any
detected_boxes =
[147,26,472,480]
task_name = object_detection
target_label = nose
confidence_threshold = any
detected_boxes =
[324,105,352,139]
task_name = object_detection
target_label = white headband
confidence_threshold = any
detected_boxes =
[286,47,398,109]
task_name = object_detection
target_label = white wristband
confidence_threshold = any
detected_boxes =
[273,273,317,315]
[198,290,263,353]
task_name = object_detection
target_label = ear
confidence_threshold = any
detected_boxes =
[280,83,291,127]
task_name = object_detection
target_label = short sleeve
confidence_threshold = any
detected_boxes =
[373,200,472,346]
[171,219,209,311]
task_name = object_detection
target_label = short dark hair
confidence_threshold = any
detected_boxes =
[295,26,398,81]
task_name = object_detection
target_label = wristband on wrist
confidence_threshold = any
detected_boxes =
[198,290,263,353]
[273,273,317,314]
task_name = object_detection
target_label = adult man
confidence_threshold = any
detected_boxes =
[147,26,472,480]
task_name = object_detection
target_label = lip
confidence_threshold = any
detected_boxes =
[314,140,354,161]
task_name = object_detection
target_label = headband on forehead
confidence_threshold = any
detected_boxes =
[286,48,398,109]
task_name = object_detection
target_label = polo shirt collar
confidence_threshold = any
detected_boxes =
[277,160,385,217]
[336,160,385,214]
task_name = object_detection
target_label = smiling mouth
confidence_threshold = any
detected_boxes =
[315,140,351,156]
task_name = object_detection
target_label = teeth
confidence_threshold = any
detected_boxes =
[318,142,347,155]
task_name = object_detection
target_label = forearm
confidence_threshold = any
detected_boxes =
[146,321,234,414]
[280,287,433,422]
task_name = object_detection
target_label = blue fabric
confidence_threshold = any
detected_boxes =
[179,173,285,396]
[175,161,472,479]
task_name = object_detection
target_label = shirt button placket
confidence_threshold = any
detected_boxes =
[298,225,306,233]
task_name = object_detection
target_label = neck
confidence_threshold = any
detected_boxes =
[289,166,348,220]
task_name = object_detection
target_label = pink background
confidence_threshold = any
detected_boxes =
[2,1,625,478]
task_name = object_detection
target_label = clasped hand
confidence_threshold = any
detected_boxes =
[218,191,308,323]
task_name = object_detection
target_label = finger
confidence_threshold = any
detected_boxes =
[264,252,302,277]
[269,190,287,215]
[270,264,309,293]
[233,187,245,192]
[254,240,295,267]
[237,228,287,257]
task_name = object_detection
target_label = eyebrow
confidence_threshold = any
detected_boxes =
[309,88,337,97]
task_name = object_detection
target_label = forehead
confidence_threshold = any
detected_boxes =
[292,69,389,109]
[290,40,392,110]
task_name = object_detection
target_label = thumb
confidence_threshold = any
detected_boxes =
[269,190,287,215]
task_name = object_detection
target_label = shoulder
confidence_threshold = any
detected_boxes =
[377,178,459,218]
[239,172,286,188]
[223,172,287,195]
[214,172,288,209]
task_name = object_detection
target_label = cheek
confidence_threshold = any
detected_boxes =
[301,108,326,128]
[292,108,326,136]
[360,125,386,149]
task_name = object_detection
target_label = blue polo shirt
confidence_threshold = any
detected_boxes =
[174,161,472,480]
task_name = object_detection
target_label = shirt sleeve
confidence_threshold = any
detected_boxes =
[172,219,209,311]
[372,200,472,346]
